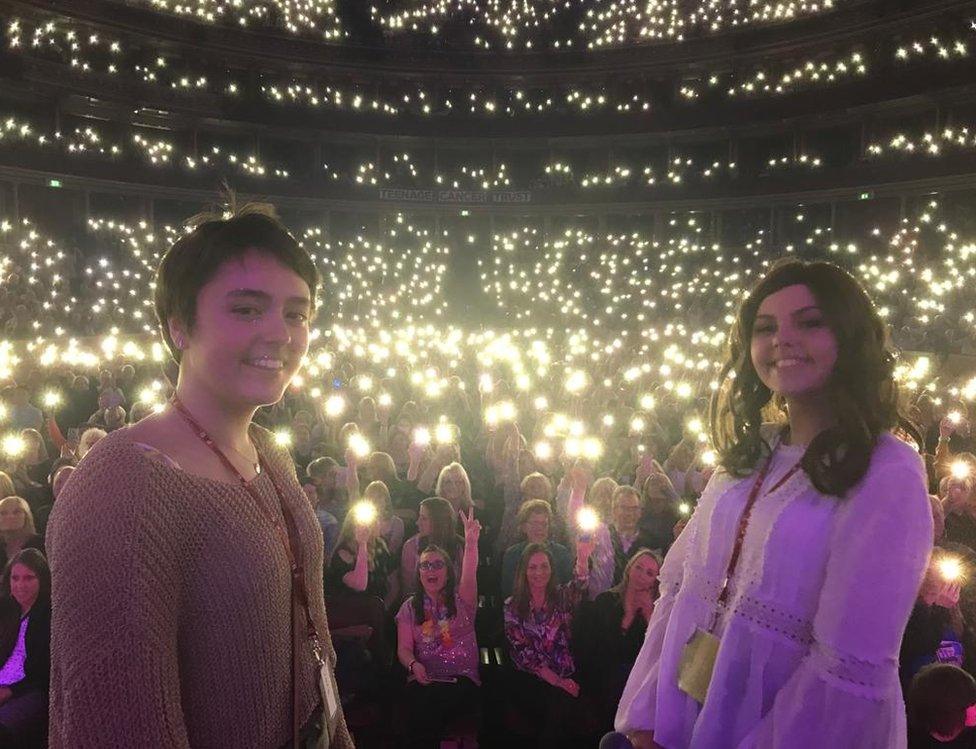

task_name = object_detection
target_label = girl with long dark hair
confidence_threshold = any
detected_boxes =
[616,259,933,749]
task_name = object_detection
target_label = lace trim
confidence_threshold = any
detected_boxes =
[683,566,814,646]
[809,640,897,698]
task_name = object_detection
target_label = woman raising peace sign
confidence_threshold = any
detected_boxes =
[395,506,482,749]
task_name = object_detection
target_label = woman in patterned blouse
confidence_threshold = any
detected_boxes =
[503,536,595,747]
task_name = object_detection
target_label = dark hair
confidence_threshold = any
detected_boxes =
[708,259,900,496]
[154,202,318,363]
[908,663,976,737]
[0,549,51,667]
[410,544,458,625]
[511,543,557,619]
[418,497,461,559]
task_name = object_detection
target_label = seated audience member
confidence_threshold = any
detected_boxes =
[596,486,658,587]
[0,499,43,572]
[363,451,423,513]
[575,550,660,729]
[396,509,481,749]
[326,501,398,610]
[17,432,50,488]
[944,471,976,552]
[436,462,478,514]
[501,500,572,598]
[75,428,106,460]
[364,480,405,559]
[901,551,968,688]
[637,471,680,556]
[907,664,976,748]
[303,484,339,561]
[401,497,463,599]
[307,456,346,519]
[0,549,51,747]
[503,538,595,747]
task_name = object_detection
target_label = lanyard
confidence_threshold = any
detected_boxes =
[169,396,326,665]
[715,445,803,610]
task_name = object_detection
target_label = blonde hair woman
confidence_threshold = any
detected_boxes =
[435,462,474,514]
[0,497,42,572]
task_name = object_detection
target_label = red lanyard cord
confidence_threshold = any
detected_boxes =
[169,396,324,659]
[716,447,803,607]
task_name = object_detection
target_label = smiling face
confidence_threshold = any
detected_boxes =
[612,490,642,534]
[418,549,449,597]
[525,551,552,592]
[9,563,39,612]
[175,249,312,411]
[0,499,27,533]
[627,554,660,594]
[749,284,838,400]
[438,469,465,502]
[522,510,550,545]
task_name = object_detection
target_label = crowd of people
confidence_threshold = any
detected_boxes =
[0,244,972,746]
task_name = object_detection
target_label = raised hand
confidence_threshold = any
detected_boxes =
[569,463,592,494]
[460,506,481,546]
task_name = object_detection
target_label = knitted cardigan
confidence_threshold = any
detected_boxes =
[47,425,354,748]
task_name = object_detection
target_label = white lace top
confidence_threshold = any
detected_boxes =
[615,429,933,749]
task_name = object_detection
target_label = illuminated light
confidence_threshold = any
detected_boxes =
[582,437,604,460]
[533,396,549,411]
[687,417,704,434]
[378,393,392,408]
[349,433,371,458]
[352,500,378,526]
[564,437,582,457]
[951,461,971,481]
[42,391,62,408]
[273,429,293,448]
[678,502,692,516]
[939,556,964,581]
[576,506,599,533]
[534,441,553,460]
[434,423,454,444]
[630,416,646,434]
[1,434,25,458]
[414,427,431,446]
[701,450,718,467]
[639,394,655,410]
[324,395,346,418]
[565,370,587,393]
[949,410,962,425]
[602,414,615,427]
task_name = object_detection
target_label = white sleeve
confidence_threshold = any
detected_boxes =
[614,505,697,734]
[738,450,933,749]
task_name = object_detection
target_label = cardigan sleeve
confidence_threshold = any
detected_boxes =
[737,448,933,749]
[614,501,697,735]
[47,442,191,749]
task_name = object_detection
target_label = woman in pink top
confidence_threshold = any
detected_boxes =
[396,507,481,749]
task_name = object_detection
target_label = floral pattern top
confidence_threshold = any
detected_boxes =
[504,576,587,678]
